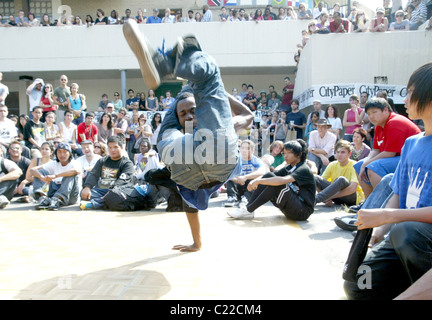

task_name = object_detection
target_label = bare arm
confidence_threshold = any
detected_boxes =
[226,92,254,132]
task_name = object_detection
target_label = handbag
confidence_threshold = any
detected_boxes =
[285,127,297,142]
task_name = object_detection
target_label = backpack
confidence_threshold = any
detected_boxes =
[103,184,155,211]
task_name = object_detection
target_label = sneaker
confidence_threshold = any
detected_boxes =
[334,215,358,231]
[0,195,10,209]
[80,201,94,210]
[48,198,61,211]
[348,201,364,213]
[239,195,248,208]
[35,196,51,210]
[224,197,239,207]
[122,19,173,89]
[227,207,254,220]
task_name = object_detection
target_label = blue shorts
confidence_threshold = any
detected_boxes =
[354,156,400,186]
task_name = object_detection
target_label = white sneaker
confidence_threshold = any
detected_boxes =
[0,195,10,209]
[227,207,254,219]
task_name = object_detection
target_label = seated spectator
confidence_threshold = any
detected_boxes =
[304,111,319,143]
[136,9,147,24]
[80,135,134,210]
[389,9,410,31]
[263,140,285,172]
[58,110,82,157]
[162,91,175,110]
[134,138,162,182]
[286,6,297,20]
[94,141,107,157]
[229,139,315,220]
[325,104,343,139]
[162,8,175,23]
[350,9,369,32]
[126,89,139,109]
[98,93,110,111]
[344,63,432,300]
[0,151,22,208]
[26,12,39,27]
[7,140,31,200]
[127,112,140,159]
[31,143,81,210]
[329,11,350,33]
[113,108,128,135]
[314,140,364,207]
[96,112,114,145]
[24,141,53,201]
[298,3,313,20]
[95,9,108,25]
[286,99,307,139]
[44,112,60,142]
[219,6,229,22]
[85,15,94,26]
[134,113,153,148]
[15,10,29,26]
[343,95,365,142]
[308,119,337,174]
[77,112,98,144]
[108,10,120,25]
[353,98,421,199]
[0,105,18,153]
[267,91,281,111]
[369,7,389,32]
[23,106,45,151]
[332,3,345,18]
[306,100,326,126]
[350,127,371,161]
[316,12,330,31]
[409,0,427,30]
[224,140,267,208]
[76,140,101,184]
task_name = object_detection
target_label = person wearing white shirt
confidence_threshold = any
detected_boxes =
[26,78,44,116]
[308,119,337,174]
[76,140,101,183]
[313,2,328,19]
[0,72,9,105]
[30,142,82,210]
[161,8,175,23]
[0,105,18,151]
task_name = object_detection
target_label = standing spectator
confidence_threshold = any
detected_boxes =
[219,6,229,22]
[308,119,337,174]
[96,112,114,145]
[332,3,345,18]
[266,5,277,20]
[15,10,29,26]
[408,0,427,30]
[134,113,153,148]
[126,112,140,159]
[0,72,9,105]
[120,9,132,24]
[31,142,81,210]
[286,99,307,139]
[343,95,365,142]
[85,15,94,26]
[286,6,297,20]
[80,135,134,210]
[369,7,389,32]
[281,76,294,113]
[53,75,70,124]
[136,9,147,24]
[202,5,213,22]
[162,8,175,23]
[26,12,39,26]
[95,9,108,25]
[26,78,44,117]
[77,112,98,144]
[313,1,328,19]
[147,9,161,24]
[0,151,22,208]
[150,112,162,152]
[7,14,17,26]
[24,106,45,150]
[66,83,86,125]
[232,88,242,102]
[185,10,196,23]
[39,83,56,122]
[329,11,350,33]
[389,9,410,31]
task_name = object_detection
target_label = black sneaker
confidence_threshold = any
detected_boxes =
[48,198,61,211]
[348,201,364,213]
[35,196,51,210]
[334,215,358,231]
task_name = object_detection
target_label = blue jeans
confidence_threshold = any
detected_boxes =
[344,174,432,299]
[89,188,110,209]
[33,169,80,205]
[354,156,400,186]
[157,49,238,190]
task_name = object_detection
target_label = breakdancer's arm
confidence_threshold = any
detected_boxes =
[226,92,254,132]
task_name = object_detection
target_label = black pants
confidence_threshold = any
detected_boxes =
[246,172,313,221]
[0,180,18,201]
[226,179,252,202]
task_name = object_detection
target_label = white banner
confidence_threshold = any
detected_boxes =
[295,83,408,109]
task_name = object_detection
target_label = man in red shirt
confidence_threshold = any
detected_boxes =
[77,112,98,144]
[354,98,421,198]
[281,76,295,113]
[329,12,350,33]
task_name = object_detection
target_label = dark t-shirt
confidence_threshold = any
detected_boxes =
[23,120,45,149]
[285,111,306,139]
[274,161,316,209]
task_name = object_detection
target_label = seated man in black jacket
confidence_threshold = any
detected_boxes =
[80,135,134,210]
